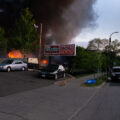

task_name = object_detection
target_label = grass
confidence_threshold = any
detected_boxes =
[82,74,107,87]
[75,73,95,79]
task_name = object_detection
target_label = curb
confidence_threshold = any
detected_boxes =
[81,81,106,89]
[95,81,106,88]
[54,74,76,86]
[28,69,38,72]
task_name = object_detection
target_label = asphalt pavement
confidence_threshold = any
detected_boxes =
[0,73,105,120]
[0,71,55,97]
[72,81,120,120]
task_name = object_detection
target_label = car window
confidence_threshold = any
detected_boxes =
[113,68,120,72]
[46,65,58,70]
[15,61,22,64]
[1,59,13,64]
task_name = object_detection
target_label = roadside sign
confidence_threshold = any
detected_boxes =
[44,44,76,56]
[44,45,59,56]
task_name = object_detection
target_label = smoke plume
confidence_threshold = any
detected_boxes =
[0,0,31,28]
[0,0,97,44]
[32,0,97,44]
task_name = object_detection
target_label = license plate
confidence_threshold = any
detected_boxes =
[42,74,46,77]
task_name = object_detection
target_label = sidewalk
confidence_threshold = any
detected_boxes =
[0,74,104,120]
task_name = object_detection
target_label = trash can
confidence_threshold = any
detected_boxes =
[86,79,96,84]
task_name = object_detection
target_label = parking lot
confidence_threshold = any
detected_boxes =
[0,71,57,97]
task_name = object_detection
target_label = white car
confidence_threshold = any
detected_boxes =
[0,59,28,72]
[110,66,120,81]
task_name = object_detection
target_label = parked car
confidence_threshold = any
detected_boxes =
[0,59,28,72]
[110,66,120,81]
[38,64,66,80]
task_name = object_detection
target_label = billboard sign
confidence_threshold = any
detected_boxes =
[44,45,59,56]
[44,44,76,56]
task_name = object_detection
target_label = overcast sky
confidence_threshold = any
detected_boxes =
[74,0,120,47]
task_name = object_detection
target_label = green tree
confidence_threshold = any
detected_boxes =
[9,8,39,52]
[72,46,99,72]
[104,39,120,68]
[87,38,108,51]
[0,27,7,55]
[110,39,120,53]
[72,46,108,73]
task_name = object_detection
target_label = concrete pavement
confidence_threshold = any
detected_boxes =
[0,74,105,120]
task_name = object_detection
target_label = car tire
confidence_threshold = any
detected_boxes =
[7,67,11,72]
[22,67,25,71]
[55,74,58,80]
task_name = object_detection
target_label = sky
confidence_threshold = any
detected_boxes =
[74,0,120,47]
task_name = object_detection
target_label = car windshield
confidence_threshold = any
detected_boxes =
[1,59,14,64]
[46,65,58,70]
[113,68,120,72]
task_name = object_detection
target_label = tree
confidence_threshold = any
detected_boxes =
[0,27,7,55]
[71,46,109,74]
[110,39,120,53]
[9,8,39,53]
[87,38,109,51]
[72,46,100,72]
[104,39,120,67]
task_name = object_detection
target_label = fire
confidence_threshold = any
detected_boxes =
[42,60,48,64]
[8,50,23,58]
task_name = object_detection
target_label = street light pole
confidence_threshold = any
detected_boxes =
[108,31,119,75]
[109,32,119,47]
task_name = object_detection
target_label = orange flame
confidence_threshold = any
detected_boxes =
[42,60,48,64]
[8,50,23,58]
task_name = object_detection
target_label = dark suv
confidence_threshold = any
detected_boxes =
[110,66,120,81]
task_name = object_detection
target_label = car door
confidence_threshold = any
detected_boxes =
[15,61,23,70]
[12,61,22,70]
[11,60,18,70]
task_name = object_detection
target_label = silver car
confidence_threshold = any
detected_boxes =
[0,59,27,72]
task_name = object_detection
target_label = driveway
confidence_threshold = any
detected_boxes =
[0,71,55,97]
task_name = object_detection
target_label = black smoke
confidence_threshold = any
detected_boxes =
[0,0,31,28]
[0,0,97,44]
[31,0,97,44]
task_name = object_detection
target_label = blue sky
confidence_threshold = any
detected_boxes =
[74,0,120,47]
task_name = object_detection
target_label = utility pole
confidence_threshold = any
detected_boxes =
[34,23,43,67]
[38,23,43,67]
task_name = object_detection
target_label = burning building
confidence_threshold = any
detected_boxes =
[8,50,23,58]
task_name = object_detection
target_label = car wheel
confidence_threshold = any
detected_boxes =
[7,67,11,72]
[55,74,58,80]
[63,73,66,78]
[22,67,25,71]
